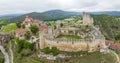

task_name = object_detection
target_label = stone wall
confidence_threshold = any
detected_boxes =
[39,36,106,52]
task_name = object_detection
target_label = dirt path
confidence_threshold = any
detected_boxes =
[9,41,13,63]
[110,50,120,63]
[0,45,10,63]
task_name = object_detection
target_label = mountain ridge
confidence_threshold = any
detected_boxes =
[0,10,120,22]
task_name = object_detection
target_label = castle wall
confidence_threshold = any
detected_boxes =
[39,37,106,52]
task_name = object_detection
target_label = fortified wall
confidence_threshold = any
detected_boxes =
[39,33,106,52]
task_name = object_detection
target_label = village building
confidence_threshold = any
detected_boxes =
[22,16,48,32]
[14,28,28,39]
[14,16,48,40]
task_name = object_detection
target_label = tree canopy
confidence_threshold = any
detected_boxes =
[30,24,39,34]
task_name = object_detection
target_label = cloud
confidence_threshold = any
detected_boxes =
[0,0,120,15]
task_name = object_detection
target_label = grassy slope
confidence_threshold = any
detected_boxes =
[0,52,4,63]
[1,23,18,33]
[41,52,116,63]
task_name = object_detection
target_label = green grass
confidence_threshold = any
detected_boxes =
[0,52,4,63]
[1,23,18,33]
[57,34,82,39]
[41,52,116,63]
[13,51,44,63]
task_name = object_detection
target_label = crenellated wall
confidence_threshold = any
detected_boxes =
[39,36,106,52]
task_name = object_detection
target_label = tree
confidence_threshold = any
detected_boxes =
[54,25,56,29]
[51,47,60,56]
[0,58,4,63]
[16,22,22,28]
[25,31,31,40]
[60,23,63,27]
[30,24,39,35]
[16,39,34,53]
[21,24,25,28]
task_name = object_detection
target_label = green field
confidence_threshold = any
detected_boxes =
[1,23,18,33]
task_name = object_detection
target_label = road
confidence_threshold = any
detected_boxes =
[0,45,10,63]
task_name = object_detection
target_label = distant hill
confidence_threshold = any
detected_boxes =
[9,10,81,22]
[0,14,22,20]
[0,10,120,22]
[90,11,120,17]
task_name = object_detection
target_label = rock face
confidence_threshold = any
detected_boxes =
[0,34,10,46]
[39,12,106,52]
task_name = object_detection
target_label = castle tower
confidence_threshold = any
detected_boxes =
[56,20,61,29]
[22,16,33,29]
[82,12,94,25]
[24,16,33,22]
[39,31,46,49]
[48,27,53,34]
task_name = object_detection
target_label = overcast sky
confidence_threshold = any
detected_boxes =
[0,0,120,15]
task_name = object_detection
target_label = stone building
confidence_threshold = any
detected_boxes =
[14,28,28,39]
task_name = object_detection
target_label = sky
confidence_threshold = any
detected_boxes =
[0,0,120,15]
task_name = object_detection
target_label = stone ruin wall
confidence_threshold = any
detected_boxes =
[39,36,106,52]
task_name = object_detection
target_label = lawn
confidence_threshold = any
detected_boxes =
[1,23,18,33]
[56,34,82,39]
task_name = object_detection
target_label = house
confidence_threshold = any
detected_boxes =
[39,25,48,33]
[22,16,48,33]
[15,28,28,39]
[105,40,120,51]
[23,16,44,28]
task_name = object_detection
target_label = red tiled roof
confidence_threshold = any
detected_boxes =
[105,40,120,51]
[39,25,48,32]
[15,28,28,35]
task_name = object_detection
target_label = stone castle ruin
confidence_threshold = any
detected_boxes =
[83,12,94,25]
[39,12,106,52]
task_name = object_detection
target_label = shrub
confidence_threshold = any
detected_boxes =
[42,47,60,56]
[0,58,4,63]
[25,31,31,40]
[30,24,39,34]
[16,39,34,53]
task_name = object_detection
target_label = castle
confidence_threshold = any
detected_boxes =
[39,12,106,52]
